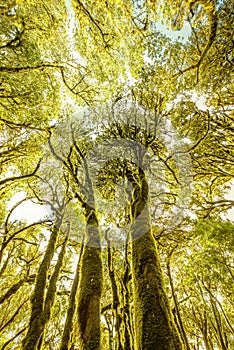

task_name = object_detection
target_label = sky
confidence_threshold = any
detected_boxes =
[156,21,191,42]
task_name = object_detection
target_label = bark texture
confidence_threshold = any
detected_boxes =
[77,206,103,350]
[129,169,183,350]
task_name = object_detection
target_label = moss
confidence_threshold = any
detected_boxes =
[131,227,183,350]
[37,234,68,349]
[60,241,84,350]
[77,211,103,350]
[129,171,183,350]
[118,161,183,349]
[23,223,60,350]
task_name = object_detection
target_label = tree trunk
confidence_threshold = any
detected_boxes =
[59,242,84,350]
[201,311,212,350]
[167,260,191,350]
[23,220,62,350]
[210,298,228,350]
[77,205,103,350]
[132,229,183,350]
[106,233,123,350]
[37,231,68,349]
[129,170,183,350]
[121,247,134,350]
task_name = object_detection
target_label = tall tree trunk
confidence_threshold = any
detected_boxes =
[38,231,69,349]
[23,219,62,350]
[131,230,183,350]
[77,205,103,350]
[70,141,103,350]
[210,297,228,350]
[106,232,123,350]
[59,242,84,350]
[129,169,183,350]
[167,260,191,350]
[201,311,212,350]
[121,245,134,350]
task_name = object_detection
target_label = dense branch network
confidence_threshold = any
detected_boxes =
[173,0,218,79]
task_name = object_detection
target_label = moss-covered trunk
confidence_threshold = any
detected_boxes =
[120,244,134,350]
[23,220,61,350]
[77,205,103,350]
[38,232,68,349]
[132,229,183,350]
[129,170,183,350]
[106,233,123,350]
[167,260,191,350]
[59,242,84,350]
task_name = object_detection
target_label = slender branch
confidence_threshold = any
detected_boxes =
[73,0,109,44]
[0,63,64,73]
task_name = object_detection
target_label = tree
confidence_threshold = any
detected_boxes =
[1,0,233,349]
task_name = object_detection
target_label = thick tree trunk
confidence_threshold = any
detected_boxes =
[37,232,68,349]
[210,298,228,350]
[23,220,61,350]
[167,260,191,350]
[77,206,103,350]
[129,170,183,350]
[121,248,134,350]
[106,233,123,350]
[132,229,183,350]
[59,242,84,350]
